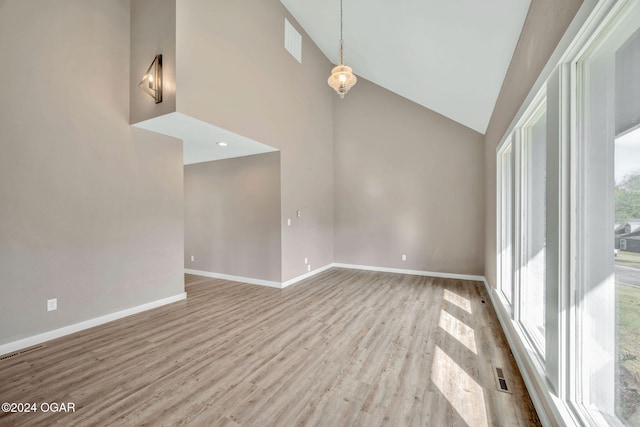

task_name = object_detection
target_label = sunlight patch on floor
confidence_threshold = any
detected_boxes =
[432,345,488,427]
[438,309,478,355]
[443,289,472,314]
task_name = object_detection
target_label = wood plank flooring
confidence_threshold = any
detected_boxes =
[0,268,540,426]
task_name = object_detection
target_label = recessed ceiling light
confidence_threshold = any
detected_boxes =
[217,142,228,147]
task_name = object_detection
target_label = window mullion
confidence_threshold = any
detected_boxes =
[513,129,523,322]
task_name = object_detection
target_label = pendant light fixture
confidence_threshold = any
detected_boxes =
[327,0,357,98]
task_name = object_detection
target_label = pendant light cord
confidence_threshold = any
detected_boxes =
[339,0,344,65]
[340,0,344,42]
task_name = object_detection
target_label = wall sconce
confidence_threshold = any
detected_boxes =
[139,54,162,104]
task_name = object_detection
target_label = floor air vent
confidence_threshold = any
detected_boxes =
[0,345,46,361]
[494,366,511,393]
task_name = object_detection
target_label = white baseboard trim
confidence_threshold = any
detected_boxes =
[184,269,281,288]
[186,264,483,290]
[0,292,187,357]
[185,264,335,289]
[482,278,559,427]
[333,263,484,282]
[186,264,486,290]
[281,263,334,288]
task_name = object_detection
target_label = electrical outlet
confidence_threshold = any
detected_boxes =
[47,298,57,312]
[190,255,195,262]
[307,264,311,272]
[402,254,407,261]
[296,210,301,218]
[304,257,308,264]
[287,218,291,226]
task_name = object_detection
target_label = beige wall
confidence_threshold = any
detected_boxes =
[0,0,184,345]
[184,153,282,282]
[0,0,590,349]
[483,0,583,288]
[176,0,335,281]
[130,0,177,124]
[175,0,487,280]
[334,79,485,276]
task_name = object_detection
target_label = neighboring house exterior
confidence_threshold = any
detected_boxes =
[615,219,640,252]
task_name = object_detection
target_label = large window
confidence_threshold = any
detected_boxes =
[498,143,515,306]
[576,2,640,423]
[497,94,547,359]
[614,129,640,424]
[493,1,640,426]
[520,102,547,354]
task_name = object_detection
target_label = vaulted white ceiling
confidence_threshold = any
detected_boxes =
[280,0,531,134]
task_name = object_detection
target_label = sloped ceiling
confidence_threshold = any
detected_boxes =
[280,0,531,134]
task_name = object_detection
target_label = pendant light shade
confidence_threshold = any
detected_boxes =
[328,0,356,98]
[328,62,357,99]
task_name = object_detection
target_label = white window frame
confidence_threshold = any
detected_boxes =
[567,1,640,425]
[497,139,516,313]
[490,1,631,426]
[517,94,548,359]
[496,86,548,369]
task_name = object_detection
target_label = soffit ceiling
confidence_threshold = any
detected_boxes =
[280,0,531,134]
[134,113,278,165]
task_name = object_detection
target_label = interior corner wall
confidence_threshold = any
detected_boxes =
[0,0,184,346]
[130,0,176,125]
[184,153,282,282]
[333,79,485,276]
[483,0,583,290]
[176,0,335,282]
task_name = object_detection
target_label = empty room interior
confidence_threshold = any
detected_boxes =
[2,0,640,425]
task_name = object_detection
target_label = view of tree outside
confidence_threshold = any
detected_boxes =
[616,173,640,223]
[616,160,640,423]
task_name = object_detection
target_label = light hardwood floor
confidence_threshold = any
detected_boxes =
[0,268,540,426]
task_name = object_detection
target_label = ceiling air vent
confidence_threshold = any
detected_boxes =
[284,18,302,63]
